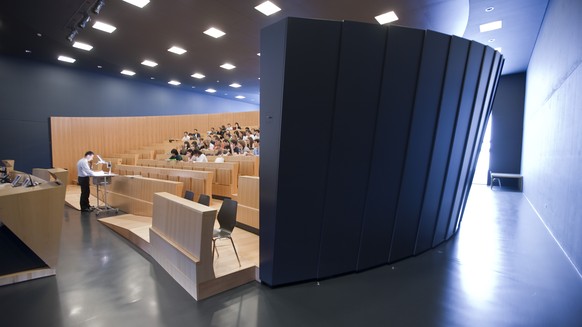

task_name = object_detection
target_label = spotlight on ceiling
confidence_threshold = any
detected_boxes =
[78,13,91,29]
[66,29,79,42]
[93,0,105,14]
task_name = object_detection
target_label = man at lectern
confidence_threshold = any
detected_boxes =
[77,151,96,212]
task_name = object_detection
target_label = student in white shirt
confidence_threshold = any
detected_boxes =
[77,151,96,212]
[193,149,208,162]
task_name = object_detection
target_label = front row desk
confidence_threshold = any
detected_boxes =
[0,168,67,286]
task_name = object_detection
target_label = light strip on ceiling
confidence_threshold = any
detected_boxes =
[235,95,246,99]
[205,88,217,93]
[191,73,205,79]
[375,11,398,25]
[93,21,117,33]
[204,27,226,38]
[480,20,503,33]
[141,60,158,67]
[220,63,236,70]
[168,80,181,86]
[58,55,76,63]
[168,46,187,55]
[121,70,136,76]
[255,1,281,16]
[72,42,93,51]
[122,0,150,8]
[229,83,241,88]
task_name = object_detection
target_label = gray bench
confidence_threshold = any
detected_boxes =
[490,172,523,191]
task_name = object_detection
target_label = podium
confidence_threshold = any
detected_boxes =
[92,172,119,216]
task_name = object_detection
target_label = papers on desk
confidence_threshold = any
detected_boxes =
[92,171,117,176]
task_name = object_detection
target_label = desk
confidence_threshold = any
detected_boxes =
[93,173,119,216]
[490,172,523,191]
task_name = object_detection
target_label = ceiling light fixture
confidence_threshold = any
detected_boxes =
[93,0,105,14]
[191,73,205,79]
[205,88,217,93]
[235,95,246,99]
[122,0,150,8]
[229,83,241,88]
[488,38,496,43]
[72,41,93,51]
[78,13,91,29]
[121,70,136,76]
[255,1,281,16]
[58,55,76,63]
[141,60,158,67]
[220,63,236,70]
[480,20,502,33]
[485,7,495,12]
[66,29,79,42]
[168,46,187,55]
[93,21,116,33]
[168,80,181,86]
[375,11,398,25]
[257,53,261,56]
[203,27,226,38]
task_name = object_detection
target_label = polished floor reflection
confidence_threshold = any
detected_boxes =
[1,185,581,326]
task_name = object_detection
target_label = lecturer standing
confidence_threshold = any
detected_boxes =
[77,151,96,212]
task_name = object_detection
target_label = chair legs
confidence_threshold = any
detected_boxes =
[491,177,501,189]
[212,237,241,267]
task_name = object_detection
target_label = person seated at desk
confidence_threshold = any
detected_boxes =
[169,149,183,161]
[252,139,260,156]
[192,149,208,162]
[181,131,190,142]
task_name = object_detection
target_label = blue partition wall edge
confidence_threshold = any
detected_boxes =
[260,18,504,287]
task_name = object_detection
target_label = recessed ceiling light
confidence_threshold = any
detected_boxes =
[494,47,502,53]
[191,73,205,79]
[121,70,136,76]
[168,46,187,55]
[37,33,42,37]
[168,80,181,86]
[72,42,93,51]
[97,65,102,68]
[488,38,496,43]
[122,0,150,8]
[255,1,281,16]
[257,53,261,56]
[235,95,246,99]
[203,27,225,38]
[485,7,495,12]
[141,60,158,67]
[150,77,155,80]
[375,11,398,25]
[480,20,503,33]
[58,55,76,63]
[93,21,116,33]
[229,83,242,88]
[205,88,217,93]
[25,50,31,53]
[220,63,236,70]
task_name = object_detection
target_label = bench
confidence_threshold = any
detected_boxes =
[490,172,523,191]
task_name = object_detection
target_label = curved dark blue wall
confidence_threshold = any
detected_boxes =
[260,18,503,286]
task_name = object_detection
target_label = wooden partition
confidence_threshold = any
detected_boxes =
[236,176,260,230]
[91,175,183,217]
[109,153,140,165]
[50,111,259,184]
[0,169,67,285]
[207,156,259,177]
[149,192,216,300]
[135,159,238,197]
[116,164,213,200]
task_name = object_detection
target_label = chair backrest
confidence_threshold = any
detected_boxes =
[217,199,238,233]
[184,190,195,201]
[198,194,211,206]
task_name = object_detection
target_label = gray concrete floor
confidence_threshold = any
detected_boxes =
[1,185,582,326]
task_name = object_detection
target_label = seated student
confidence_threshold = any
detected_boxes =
[192,149,208,162]
[180,141,190,155]
[231,139,242,155]
[192,129,201,139]
[169,149,183,161]
[252,139,260,156]
[181,131,190,142]
[185,149,194,162]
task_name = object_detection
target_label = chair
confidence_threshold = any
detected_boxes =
[490,171,501,189]
[184,190,195,201]
[198,194,211,206]
[212,199,241,267]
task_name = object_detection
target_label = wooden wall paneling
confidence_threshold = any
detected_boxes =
[316,21,386,279]
[356,26,425,271]
[432,42,486,246]
[388,30,450,262]
[414,36,471,254]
